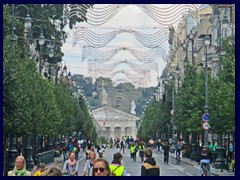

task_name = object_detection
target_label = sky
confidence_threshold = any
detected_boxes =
[61,4,184,87]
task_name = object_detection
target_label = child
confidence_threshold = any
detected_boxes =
[33,163,45,176]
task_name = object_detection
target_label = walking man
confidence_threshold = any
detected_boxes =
[120,137,125,154]
[141,148,160,176]
[162,142,170,164]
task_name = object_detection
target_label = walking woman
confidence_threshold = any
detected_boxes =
[63,151,79,176]
[83,151,96,176]
[8,155,31,176]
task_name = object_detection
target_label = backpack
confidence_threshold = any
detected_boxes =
[201,148,208,157]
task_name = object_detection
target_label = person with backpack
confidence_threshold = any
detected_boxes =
[63,151,79,176]
[141,148,160,176]
[109,152,128,176]
[119,137,125,154]
[138,141,146,162]
[198,147,211,176]
[175,142,181,163]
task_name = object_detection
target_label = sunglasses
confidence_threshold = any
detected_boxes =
[94,167,106,173]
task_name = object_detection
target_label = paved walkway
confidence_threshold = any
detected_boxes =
[44,147,234,176]
[158,148,235,176]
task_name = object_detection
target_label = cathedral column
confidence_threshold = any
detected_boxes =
[121,127,125,138]
[109,127,115,140]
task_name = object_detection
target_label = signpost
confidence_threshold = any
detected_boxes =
[202,113,209,122]
[202,122,210,130]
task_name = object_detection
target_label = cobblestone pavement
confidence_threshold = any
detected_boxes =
[45,147,234,176]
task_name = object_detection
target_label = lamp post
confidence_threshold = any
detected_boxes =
[55,62,62,86]
[203,34,211,149]
[169,72,175,141]
[13,5,32,60]
[188,30,196,66]
[181,42,188,73]
[8,4,32,172]
[207,13,229,169]
[30,25,45,74]
[212,5,229,47]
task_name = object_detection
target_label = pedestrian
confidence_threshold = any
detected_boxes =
[228,142,234,163]
[126,136,130,149]
[116,138,120,148]
[75,142,80,161]
[141,148,160,176]
[63,151,79,176]
[157,139,161,152]
[209,141,217,167]
[162,142,170,164]
[92,158,111,176]
[138,141,146,162]
[8,155,31,176]
[85,140,94,161]
[33,162,45,176]
[229,151,235,172]
[119,136,125,154]
[44,166,62,176]
[83,151,96,176]
[62,142,68,161]
[130,142,138,162]
[198,147,211,176]
[109,137,113,148]
[109,152,128,176]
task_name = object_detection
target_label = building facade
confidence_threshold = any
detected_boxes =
[91,105,139,140]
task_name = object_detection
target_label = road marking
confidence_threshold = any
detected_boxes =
[154,152,193,176]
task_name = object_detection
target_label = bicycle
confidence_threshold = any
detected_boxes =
[176,152,180,164]
[202,163,208,176]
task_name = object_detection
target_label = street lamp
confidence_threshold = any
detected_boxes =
[212,5,230,47]
[55,62,62,86]
[169,72,175,141]
[203,34,210,149]
[48,45,55,58]
[8,4,32,172]
[181,42,188,72]
[30,25,45,74]
[11,4,31,49]
[188,30,196,66]
[14,5,32,59]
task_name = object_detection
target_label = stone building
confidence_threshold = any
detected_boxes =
[91,105,139,139]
